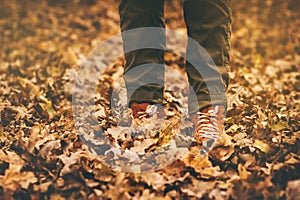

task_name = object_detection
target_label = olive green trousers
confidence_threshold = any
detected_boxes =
[119,0,232,114]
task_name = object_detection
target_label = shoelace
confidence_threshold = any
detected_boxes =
[196,107,220,140]
[191,105,225,155]
[195,106,224,155]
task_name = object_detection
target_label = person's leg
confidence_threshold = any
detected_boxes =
[184,0,231,153]
[119,0,165,108]
[183,0,232,114]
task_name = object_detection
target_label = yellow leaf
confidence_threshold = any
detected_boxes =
[62,47,78,65]
[38,41,57,52]
[253,140,270,153]
[268,120,288,131]
[238,164,248,180]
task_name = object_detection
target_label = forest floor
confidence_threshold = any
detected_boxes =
[0,0,300,199]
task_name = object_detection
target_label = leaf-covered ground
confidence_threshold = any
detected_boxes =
[0,0,300,199]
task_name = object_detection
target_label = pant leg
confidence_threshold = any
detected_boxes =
[183,0,232,114]
[119,0,165,106]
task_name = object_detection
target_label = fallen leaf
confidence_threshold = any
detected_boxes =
[253,140,270,153]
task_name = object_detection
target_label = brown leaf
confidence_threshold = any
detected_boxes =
[140,172,166,190]
[210,146,235,162]
[2,168,37,193]
[58,151,82,176]
[180,178,216,198]
[182,146,224,178]
[286,179,300,200]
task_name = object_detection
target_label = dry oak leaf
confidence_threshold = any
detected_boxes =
[33,181,52,193]
[58,151,82,176]
[0,150,24,167]
[1,150,37,194]
[210,145,235,162]
[2,170,37,192]
[182,146,224,178]
[130,138,158,155]
[286,179,300,200]
[180,178,216,199]
[142,173,168,190]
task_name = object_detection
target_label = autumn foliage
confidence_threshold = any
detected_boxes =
[0,0,300,199]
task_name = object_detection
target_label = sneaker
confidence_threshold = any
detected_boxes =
[130,103,164,119]
[190,105,225,154]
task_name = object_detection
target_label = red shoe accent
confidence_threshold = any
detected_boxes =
[130,103,151,118]
[130,103,165,119]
